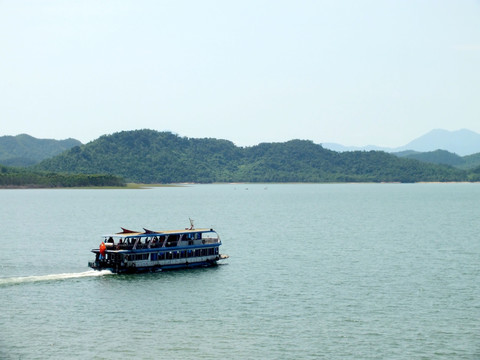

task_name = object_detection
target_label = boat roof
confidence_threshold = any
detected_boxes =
[103,227,217,238]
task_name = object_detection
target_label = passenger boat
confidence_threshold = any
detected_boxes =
[88,221,228,273]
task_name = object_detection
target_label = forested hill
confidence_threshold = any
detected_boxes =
[36,129,475,183]
[0,134,82,166]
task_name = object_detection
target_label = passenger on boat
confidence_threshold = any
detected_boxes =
[106,237,115,249]
[116,239,123,250]
[99,242,106,259]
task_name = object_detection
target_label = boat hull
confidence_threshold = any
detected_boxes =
[88,257,223,274]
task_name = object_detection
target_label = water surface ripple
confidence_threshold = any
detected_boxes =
[0,184,479,359]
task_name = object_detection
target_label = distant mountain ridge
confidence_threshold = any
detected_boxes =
[323,129,480,156]
[0,134,82,166]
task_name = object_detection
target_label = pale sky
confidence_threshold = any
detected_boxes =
[1,0,479,147]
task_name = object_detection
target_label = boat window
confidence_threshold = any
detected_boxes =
[133,254,148,261]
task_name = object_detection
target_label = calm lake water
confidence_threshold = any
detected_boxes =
[0,184,479,359]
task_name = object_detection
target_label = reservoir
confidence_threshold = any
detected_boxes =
[0,184,479,359]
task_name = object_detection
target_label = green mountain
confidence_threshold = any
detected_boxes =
[393,149,480,171]
[395,149,466,167]
[0,134,82,166]
[35,129,472,183]
[458,153,480,170]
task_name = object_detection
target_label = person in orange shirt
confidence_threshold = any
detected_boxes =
[99,242,106,260]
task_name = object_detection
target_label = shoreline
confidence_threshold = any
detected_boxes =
[0,181,478,189]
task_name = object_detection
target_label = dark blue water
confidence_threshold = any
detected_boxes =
[1,184,479,359]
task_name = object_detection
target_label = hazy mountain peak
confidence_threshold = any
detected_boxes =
[399,129,480,156]
[324,129,480,156]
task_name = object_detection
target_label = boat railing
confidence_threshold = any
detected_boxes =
[96,236,220,253]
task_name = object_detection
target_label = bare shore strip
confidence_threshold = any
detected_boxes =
[2,181,478,190]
